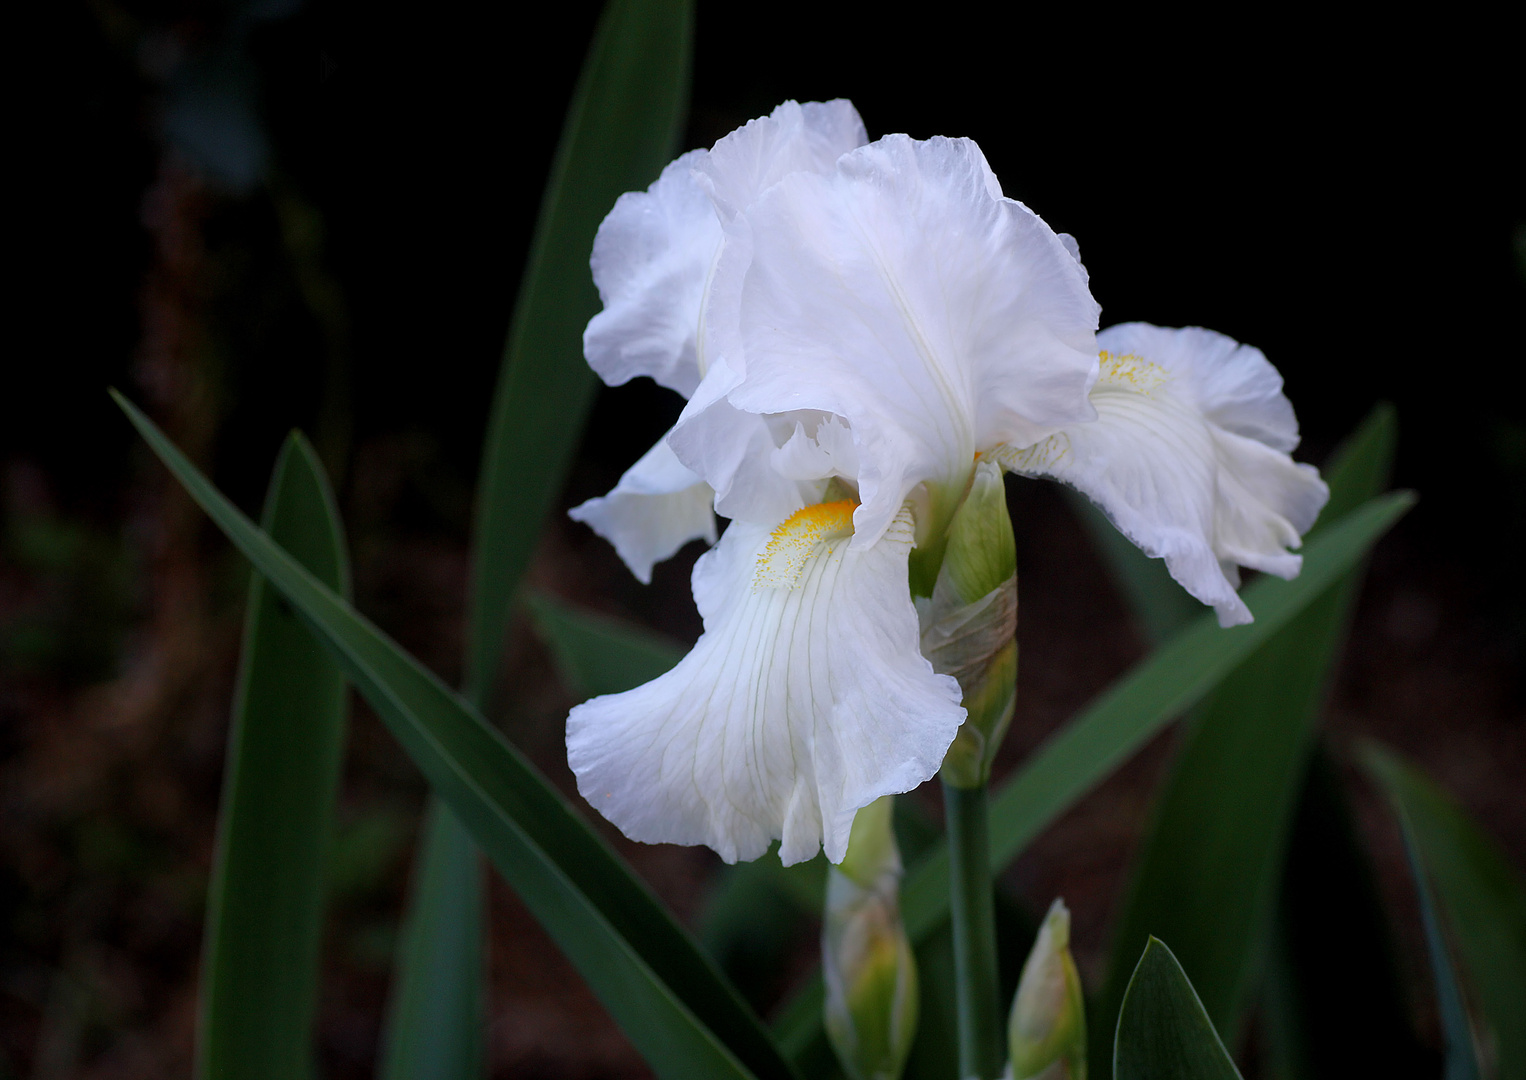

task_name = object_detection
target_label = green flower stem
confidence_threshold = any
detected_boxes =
[943,779,1003,1079]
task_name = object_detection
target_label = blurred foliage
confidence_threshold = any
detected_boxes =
[1,485,137,682]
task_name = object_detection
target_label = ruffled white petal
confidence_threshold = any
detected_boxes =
[584,151,720,397]
[996,324,1328,627]
[1093,323,1301,451]
[567,434,717,584]
[582,100,869,402]
[566,505,964,865]
[670,400,819,528]
[676,134,1100,548]
[694,99,868,220]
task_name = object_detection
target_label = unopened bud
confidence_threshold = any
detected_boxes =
[921,460,1018,788]
[1008,899,1086,1080]
[824,797,919,1080]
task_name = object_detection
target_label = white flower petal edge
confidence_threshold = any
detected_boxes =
[584,149,718,396]
[693,99,868,222]
[582,100,868,399]
[568,434,717,584]
[672,134,1100,546]
[566,503,965,865]
[996,323,1329,627]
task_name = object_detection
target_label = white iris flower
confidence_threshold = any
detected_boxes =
[566,102,1326,865]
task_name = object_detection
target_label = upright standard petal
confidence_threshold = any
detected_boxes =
[566,503,964,865]
[584,150,719,397]
[577,101,871,579]
[675,134,1100,548]
[567,434,717,584]
[582,100,869,398]
[997,324,1329,626]
[694,99,868,220]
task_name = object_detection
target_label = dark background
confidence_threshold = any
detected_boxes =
[4,1,1522,1076]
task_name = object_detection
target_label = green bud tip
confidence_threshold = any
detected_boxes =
[1008,898,1087,1080]
[824,797,919,1080]
[941,459,1016,607]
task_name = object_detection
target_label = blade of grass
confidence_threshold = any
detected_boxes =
[116,392,797,1080]
[385,0,695,1072]
[1093,406,1397,1068]
[1364,742,1526,1080]
[196,432,350,1080]
[774,490,1414,1062]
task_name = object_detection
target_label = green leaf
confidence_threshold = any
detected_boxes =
[1316,404,1400,527]
[525,592,685,699]
[1113,938,1243,1080]
[1405,808,1482,1080]
[385,0,695,1071]
[1364,742,1526,1080]
[1094,406,1397,1065]
[464,0,693,703]
[377,803,486,1080]
[197,432,350,1080]
[114,392,796,1080]
[1261,745,1428,1080]
[698,857,819,1017]
[774,490,1414,1062]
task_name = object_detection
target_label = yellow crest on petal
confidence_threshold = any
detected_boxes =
[755,499,858,589]
[1096,349,1168,394]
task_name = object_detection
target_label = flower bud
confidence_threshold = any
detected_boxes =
[920,460,1018,788]
[1008,899,1087,1080]
[824,797,919,1080]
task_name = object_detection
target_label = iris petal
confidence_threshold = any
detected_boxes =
[566,506,964,865]
[676,134,1100,547]
[568,433,717,584]
[998,324,1328,627]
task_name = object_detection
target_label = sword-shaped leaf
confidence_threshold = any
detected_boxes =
[385,0,695,1072]
[1365,742,1525,1080]
[197,433,349,1080]
[116,392,796,1080]
[1113,938,1242,1080]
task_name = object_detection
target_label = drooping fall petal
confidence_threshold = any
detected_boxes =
[566,503,964,865]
